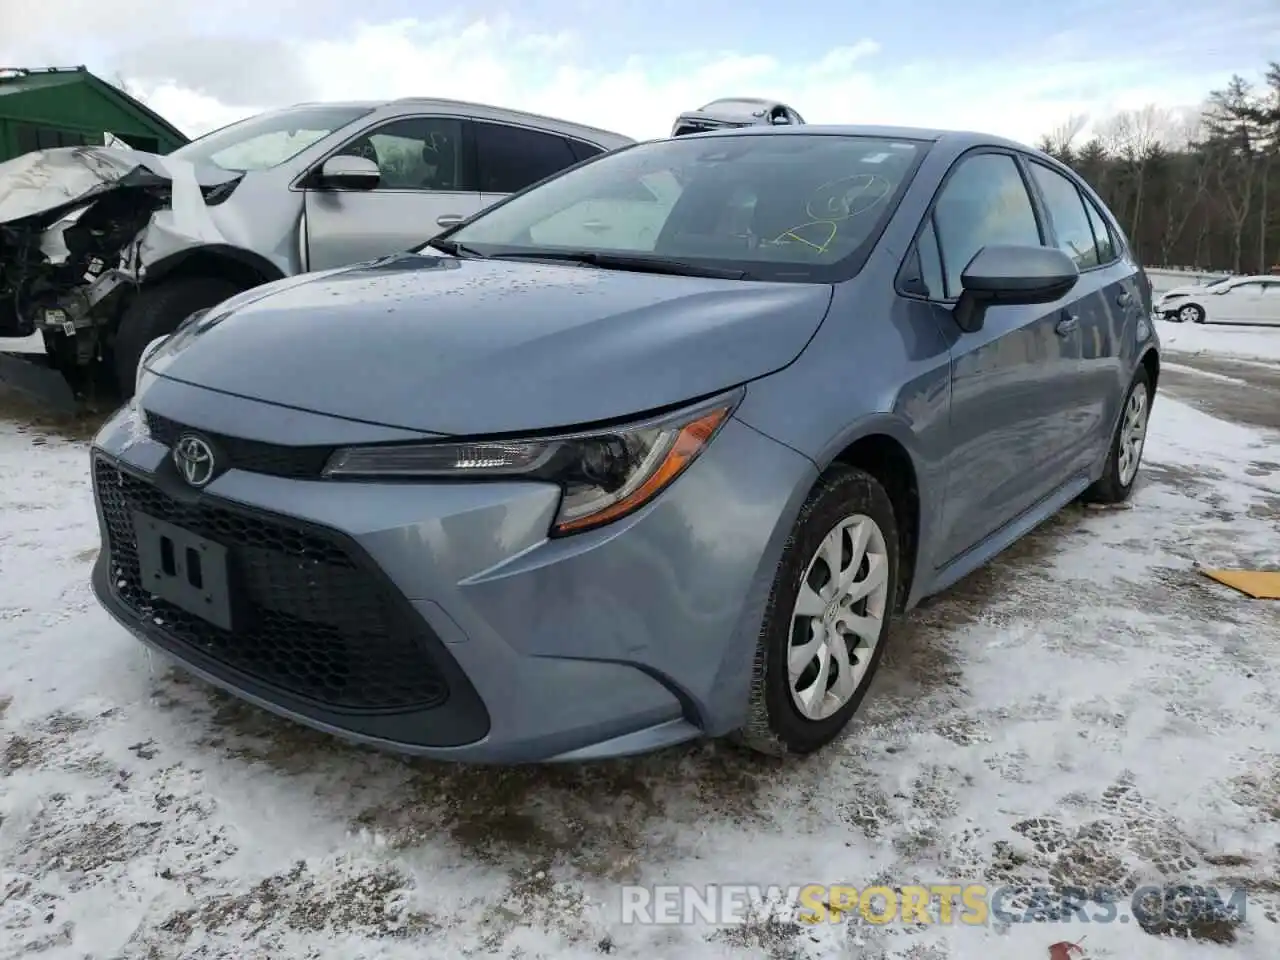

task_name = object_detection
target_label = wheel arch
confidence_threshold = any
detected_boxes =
[1139,346,1159,396]
[141,245,286,295]
[818,421,924,614]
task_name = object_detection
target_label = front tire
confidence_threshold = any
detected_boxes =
[1083,367,1152,505]
[114,277,245,398]
[1178,302,1205,324]
[737,466,899,756]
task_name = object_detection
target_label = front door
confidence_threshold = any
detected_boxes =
[928,151,1085,564]
[303,116,484,271]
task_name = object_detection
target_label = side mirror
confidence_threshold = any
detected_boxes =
[953,244,1079,333]
[318,155,380,191]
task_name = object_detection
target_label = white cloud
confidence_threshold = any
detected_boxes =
[0,7,1266,147]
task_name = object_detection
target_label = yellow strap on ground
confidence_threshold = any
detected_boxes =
[1200,569,1280,599]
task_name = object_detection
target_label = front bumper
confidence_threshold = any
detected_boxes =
[89,386,817,763]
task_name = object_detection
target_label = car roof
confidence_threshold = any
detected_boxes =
[668,123,1032,151]
[280,98,634,145]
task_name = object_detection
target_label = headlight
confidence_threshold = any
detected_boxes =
[323,391,741,536]
[179,307,212,331]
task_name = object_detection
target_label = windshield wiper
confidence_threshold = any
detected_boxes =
[489,250,746,280]
[422,237,486,258]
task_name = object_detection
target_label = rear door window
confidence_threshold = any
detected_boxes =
[474,122,579,193]
[1080,194,1117,263]
[1027,161,1101,269]
[567,140,605,163]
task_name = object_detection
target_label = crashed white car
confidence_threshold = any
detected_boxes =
[0,99,631,400]
[1153,274,1280,326]
[671,97,805,137]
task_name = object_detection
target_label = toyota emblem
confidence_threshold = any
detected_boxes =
[173,434,216,488]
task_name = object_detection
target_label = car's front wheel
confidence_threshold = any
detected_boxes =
[1178,302,1205,324]
[738,465,899,756]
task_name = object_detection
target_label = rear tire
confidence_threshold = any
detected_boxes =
[114,277,244,398]
[1083,366,1152,505]
[736,466,899,756]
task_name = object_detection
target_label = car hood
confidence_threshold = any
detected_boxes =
[0,145,239,230]
[1159,284,1219,299]
[148,253,834,435]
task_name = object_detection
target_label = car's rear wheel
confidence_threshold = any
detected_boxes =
[114,277,245,398]
[1083,366,1152,505]
[737,466,898,756]
[1178,302,1205,324]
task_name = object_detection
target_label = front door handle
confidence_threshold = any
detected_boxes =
[436,214,464,228]
[1055,313,1079,336]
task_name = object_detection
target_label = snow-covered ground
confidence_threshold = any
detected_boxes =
[1155,318,1280,365]
[1,392,1279,959]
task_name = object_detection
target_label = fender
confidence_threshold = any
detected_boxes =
[141,244,287,289]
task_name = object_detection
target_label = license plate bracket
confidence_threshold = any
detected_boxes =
[132,511,234,631]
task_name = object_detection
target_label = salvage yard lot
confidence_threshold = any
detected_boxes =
[2,334,1279,959]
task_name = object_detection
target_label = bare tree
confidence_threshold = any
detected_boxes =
[1097,106,1172,258]
[1041,114,1088,162]
[112,72,138,98]
[1157,147,1211,267]
[1203,76,1262,273]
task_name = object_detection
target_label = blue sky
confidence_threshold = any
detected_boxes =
[5,0,1279,143]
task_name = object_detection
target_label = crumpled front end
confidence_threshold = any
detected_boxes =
[0,146,239,343]
[670,111,751,138]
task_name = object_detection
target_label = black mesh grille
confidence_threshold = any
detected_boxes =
[145,411,332,479]
[94,456,449,712]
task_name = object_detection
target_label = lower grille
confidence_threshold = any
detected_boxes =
[93,456,449,713]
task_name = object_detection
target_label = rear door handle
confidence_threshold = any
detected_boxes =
[1055,313,1079,336]
[436,214,464,228]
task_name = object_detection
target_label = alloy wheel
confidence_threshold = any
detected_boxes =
[1117,384,1149,487]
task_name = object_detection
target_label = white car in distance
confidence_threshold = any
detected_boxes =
[1155,274,1280,326]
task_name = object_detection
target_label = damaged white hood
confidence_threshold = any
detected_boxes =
[0,146,239,267]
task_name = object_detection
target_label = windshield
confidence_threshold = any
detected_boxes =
[169,105,374,172]
[701,99,771,117]
[436,133,926,282]
[1204,276,1233,287]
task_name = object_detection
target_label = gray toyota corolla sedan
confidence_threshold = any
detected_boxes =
[89,124,1159,763]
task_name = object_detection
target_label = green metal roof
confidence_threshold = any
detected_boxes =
[0,66,189,152]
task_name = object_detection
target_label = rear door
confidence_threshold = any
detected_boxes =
[1023,159,1129,472]
[926,150,1086,564]
[302,115,483,271]
[473,121,585,209]
[1220,280,1267,323]
[1257,279,1280,325]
